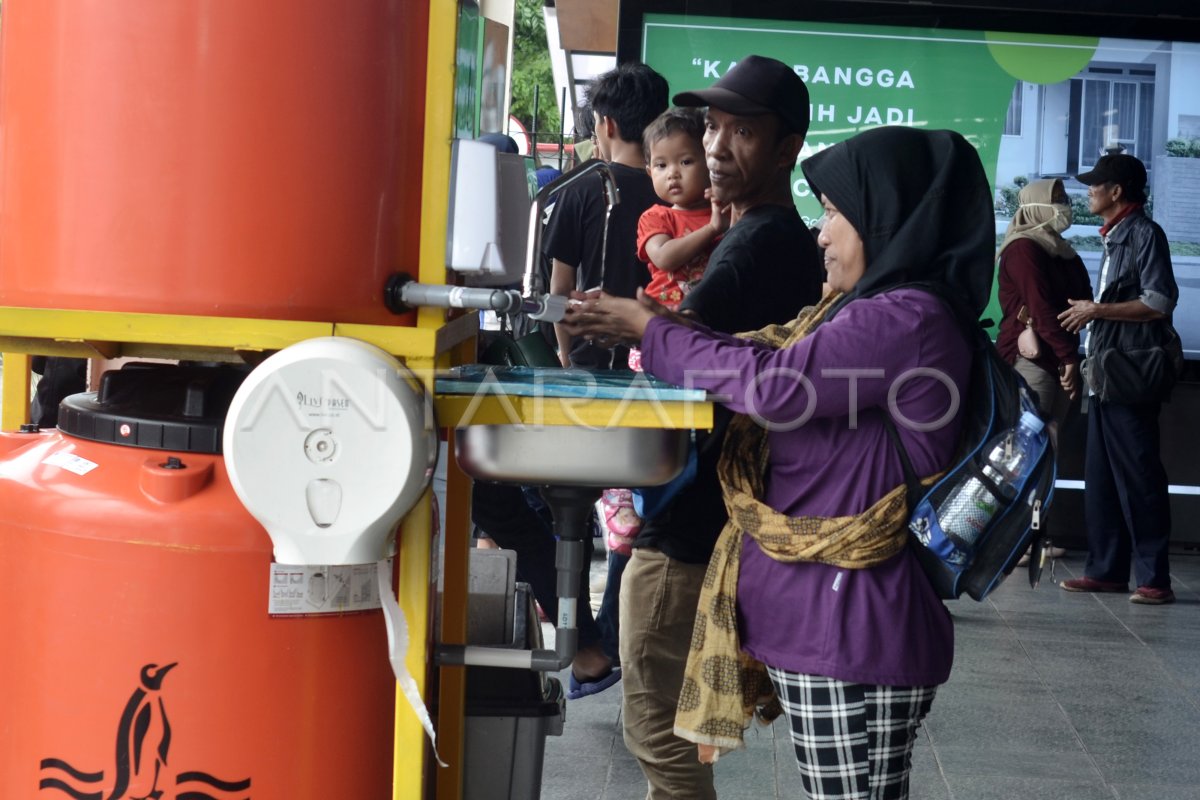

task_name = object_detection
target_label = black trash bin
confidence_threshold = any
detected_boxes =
[462,580,566,800]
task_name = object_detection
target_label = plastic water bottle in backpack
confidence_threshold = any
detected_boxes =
[932,411,1046,560]
[893,300,1058,600]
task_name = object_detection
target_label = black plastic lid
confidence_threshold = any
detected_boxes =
[58,363,251,454]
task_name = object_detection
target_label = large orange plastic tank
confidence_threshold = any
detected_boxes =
[0,0,428,324]
[0,365,397,798]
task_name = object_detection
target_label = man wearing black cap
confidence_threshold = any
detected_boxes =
[1058,153,1179,604]
[617,55,822,800]
[672,54,822,332]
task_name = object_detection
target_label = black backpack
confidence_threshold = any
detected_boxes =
[885,291,1057,601]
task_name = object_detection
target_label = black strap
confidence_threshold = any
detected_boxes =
[880,282,989,513]
[882,415,924,512]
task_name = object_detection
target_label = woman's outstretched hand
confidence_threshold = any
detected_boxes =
[561,288,685,346]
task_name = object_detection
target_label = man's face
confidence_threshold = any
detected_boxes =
[1087,181,1119,219]
[702,108,790,207]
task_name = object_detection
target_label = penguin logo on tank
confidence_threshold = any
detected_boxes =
[37,662,252,799]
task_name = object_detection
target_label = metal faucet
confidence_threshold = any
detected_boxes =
[521,159,619,301]
[386,158,618,322]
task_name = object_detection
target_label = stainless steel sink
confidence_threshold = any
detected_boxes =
[445,424,690,676]
[447,420,691,677]
[454,425,689,487]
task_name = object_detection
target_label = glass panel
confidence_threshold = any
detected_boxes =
[1110,81,1137,151]
[1004,82,1023,136]
[1138,82,1155,163]
[1080,79,1111,166]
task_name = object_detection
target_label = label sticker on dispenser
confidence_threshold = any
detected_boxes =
[43,451,99,476]
[268,561,389,616]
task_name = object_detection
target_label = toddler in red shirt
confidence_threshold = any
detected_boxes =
[605,109,729,554]
[637,107,729,312]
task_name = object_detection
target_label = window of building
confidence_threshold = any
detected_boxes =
[1004,82,1023,136]
[1073,66,1155,168]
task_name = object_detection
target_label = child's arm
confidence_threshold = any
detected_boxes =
[643,200,731,272]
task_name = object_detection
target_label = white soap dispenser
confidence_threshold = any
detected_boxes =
[222,336,437,566]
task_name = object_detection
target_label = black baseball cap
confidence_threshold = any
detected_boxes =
[673,55,810,139]
[1076,153,1147,192]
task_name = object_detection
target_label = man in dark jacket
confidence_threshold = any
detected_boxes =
[1058,153,1179,604]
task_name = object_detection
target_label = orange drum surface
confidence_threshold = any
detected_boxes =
[0,0,428,324]
[0,431,396,799]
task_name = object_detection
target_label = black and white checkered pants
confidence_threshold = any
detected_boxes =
[766,668,937,800]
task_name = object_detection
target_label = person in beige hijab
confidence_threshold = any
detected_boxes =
[996,178,1093,561]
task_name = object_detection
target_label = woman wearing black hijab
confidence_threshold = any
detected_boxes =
[565,126,994,799]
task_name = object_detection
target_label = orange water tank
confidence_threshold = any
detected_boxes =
[0,365,396,798]
[0,0,428,324]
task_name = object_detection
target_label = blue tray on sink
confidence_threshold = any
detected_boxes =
[435,365,706,402]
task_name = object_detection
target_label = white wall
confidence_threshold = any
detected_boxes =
[544,5,615,137]
[995,81,1042,188]
[544,6,571,136]
[1167,42,1200,138]
[1038,82,1072,177]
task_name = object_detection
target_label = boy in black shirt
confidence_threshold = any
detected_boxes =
[544,63,668,370]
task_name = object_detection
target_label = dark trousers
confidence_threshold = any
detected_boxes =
[1083,400,1172,589]
[30,356,87,428]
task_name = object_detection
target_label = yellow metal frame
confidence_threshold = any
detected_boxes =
[0,352,32,429]
[403,1,460,798]
[0,307,482,432]
[436,394,710,429]
[0,306,479,358]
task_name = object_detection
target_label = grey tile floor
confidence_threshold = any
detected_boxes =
[540,548,1200,800]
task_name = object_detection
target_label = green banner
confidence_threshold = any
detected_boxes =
[454,1,482,139]
[642,15,1097,226]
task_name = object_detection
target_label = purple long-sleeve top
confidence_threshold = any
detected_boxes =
[641,288,970,686]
